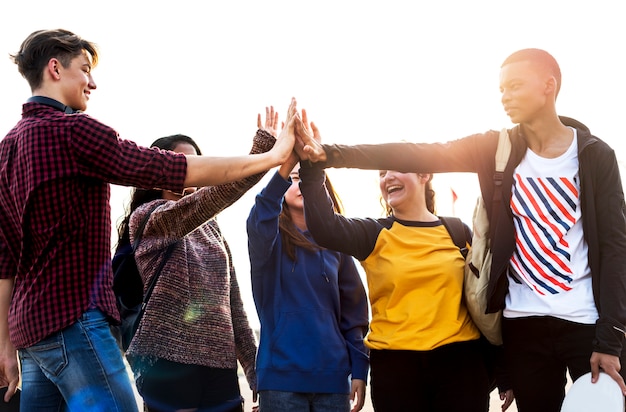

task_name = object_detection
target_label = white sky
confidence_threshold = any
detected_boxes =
[1,0,624,327]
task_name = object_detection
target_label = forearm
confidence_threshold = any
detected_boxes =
[0,278,18,386]
[0,278,14,347]
[184,151,280,187]
[320,136,486,173]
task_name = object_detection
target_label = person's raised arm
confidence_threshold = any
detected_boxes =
[294,108,327,163]
[259,105,299,180]
[184,98,297,187]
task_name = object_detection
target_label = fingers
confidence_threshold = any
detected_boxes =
[272,111,279,129]
[257,113,262,129]
[286,97,297,120]
[265,106,272,129]
[311,122,321,142]
[500,389,514,411]
[4,381,17,402]
[301,108,310,130]
[350,380,366,412]
[590,352,626,395]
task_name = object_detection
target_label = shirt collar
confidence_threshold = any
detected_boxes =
[26,96,78,114]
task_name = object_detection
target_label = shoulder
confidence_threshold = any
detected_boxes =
[129,200,168,232]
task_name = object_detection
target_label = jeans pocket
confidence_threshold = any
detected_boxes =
[23,332,68,377]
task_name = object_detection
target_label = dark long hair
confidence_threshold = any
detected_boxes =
[115,134,202,251]
[382,173,436,216]
[279,172,343,261]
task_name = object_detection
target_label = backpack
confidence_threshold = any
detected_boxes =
[441,128,510,346]
[111,203,175,351]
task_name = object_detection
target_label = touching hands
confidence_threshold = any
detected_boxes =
[293,107,327,162]
[264,98,327,164]
[268,98,298,166]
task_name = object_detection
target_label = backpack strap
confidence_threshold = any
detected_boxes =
[489,129,512,240]
[440,216,469,259]
[131,202,163,253]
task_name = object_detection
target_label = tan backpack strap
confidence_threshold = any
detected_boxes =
[495,128,511,173]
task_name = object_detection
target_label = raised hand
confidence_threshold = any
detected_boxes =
[270,98,298,165]
[294,108,327,162]
[257,106,280,138]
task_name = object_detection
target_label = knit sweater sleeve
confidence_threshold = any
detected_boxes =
[132,130,275,248]
[225,238,258,390]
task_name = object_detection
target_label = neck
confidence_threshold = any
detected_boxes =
[393,208,438,222]
[521,116,573,158]
[517,105,573,156]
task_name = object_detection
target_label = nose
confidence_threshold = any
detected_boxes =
[500,89,510,106]
[88,74,97,90]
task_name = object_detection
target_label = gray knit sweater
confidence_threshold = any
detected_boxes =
[126,130,275,390]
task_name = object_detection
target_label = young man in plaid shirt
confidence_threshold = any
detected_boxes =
[0,29,296,411]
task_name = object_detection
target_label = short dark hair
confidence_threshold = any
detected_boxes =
[10,29,99,91]
[501,48,561,97]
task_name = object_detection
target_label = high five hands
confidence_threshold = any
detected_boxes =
[260,98,327,164]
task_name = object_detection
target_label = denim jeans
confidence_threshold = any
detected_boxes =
[259,390,351,412]
[18,309,139,412]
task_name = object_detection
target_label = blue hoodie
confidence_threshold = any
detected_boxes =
[246,171,369,394]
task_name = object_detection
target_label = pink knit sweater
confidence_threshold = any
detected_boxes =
[126,130,275,389]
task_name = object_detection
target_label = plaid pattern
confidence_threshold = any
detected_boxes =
[0,101,187,348]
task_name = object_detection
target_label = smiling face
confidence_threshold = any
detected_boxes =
[379,170,421,214]
[57,51,96,111]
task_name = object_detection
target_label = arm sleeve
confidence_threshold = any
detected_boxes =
[226,238,258,391]
[337,254,370,381]
[299,163,382,261]
[593,147,626,355]
[319,134,490,173]
[246,171,291,273]
[133,130,276,246]
[0,239,16,280]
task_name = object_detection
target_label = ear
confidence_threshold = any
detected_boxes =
[418,173,432,183]
[545,76,558,97]
[46,58,62,80]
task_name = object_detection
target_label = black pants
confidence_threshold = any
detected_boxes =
[369,340,490,412]
[502,316,626,412]
[133,357,243,412]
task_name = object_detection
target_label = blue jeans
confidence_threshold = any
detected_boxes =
[259,390,350,412]
[18,309,139,412]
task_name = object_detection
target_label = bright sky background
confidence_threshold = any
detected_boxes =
[1,0,624,328]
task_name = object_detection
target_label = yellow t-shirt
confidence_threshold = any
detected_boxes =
[361,220,479,351]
